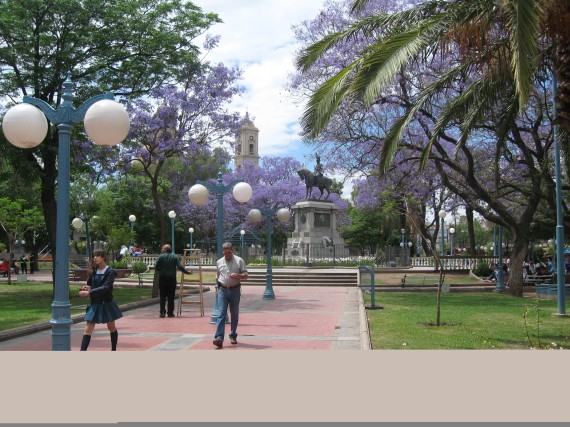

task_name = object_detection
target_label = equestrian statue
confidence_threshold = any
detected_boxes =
[297,154,333,199]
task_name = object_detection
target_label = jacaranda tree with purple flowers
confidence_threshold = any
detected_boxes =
[116,63,244,245]
[174,156,348,255]
[291,0,567,296]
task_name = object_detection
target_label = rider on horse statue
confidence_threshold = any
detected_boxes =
[314,154,324,187]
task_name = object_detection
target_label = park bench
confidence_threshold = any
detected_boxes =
[68,270,84,283]
[523,274,552,285]
[401,273,445,288]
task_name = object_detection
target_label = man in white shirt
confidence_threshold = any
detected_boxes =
[213,242,248,348]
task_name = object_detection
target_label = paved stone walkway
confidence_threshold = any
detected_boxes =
[0,284,370,351]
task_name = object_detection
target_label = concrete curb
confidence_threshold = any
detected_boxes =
[357,287,372,350]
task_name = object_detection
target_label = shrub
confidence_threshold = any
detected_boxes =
[110,259,128,269]
[131,261,148,286]
[472,262,492,278]
[131,261,148,275]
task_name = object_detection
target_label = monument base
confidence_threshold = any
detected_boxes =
[286,199,348,259]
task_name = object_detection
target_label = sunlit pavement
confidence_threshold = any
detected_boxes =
[0,284,369,351]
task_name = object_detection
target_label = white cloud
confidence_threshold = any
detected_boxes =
[193,0,354,198]
[194,1,323,156]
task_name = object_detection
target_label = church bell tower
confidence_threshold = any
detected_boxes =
[234,113,260,169]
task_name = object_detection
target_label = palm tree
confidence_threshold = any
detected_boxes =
[296,0,570,296]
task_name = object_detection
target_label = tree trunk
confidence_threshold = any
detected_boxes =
[507,230,530,297]
[466,207,476,255]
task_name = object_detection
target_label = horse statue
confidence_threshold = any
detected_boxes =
[297,168,333,200]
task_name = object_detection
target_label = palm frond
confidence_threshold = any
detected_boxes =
[296,32,352,73]
[352,13,448,107]
[350,0,371,14]
[501,0,543,108]
[493,92,520,186]
[300,62,361,139]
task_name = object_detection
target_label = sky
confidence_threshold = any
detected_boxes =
[192,0,355,197]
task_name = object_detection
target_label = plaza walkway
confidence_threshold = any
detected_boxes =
[0,271,370,351]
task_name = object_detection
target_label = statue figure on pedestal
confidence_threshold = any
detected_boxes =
[297,153,332,199]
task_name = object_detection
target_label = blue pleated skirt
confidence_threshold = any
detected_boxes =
[84,301,123,324]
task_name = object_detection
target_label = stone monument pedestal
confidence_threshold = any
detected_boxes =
[286,199,346,259]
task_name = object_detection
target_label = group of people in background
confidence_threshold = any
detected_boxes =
[0,253,35,276]
[117,244,147,261]
[485,253,570,286]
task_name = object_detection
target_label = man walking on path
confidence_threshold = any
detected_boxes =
[213,242,248,348]
[154,244,191,318]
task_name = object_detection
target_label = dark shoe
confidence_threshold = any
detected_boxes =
[230,336,237,345]
[167,314,175,318]
[159,313,165,318]
[213,337,223,348]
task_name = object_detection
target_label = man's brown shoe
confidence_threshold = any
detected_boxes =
[230,336,237,345]
[213,337,223,348]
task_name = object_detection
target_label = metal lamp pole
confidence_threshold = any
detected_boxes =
[400,228,405,267]
[188,227,194,265]
[188,172,252,322]
[129,214,136,245]
[494,225,506,292]
[72,216,92,260]
[449,227,455,268]
[438,210,447,270]
[168,210,176,253]
[552,75,567,316]
[248,207,291,300]
[240,229,245,257]
[2,74,129,350]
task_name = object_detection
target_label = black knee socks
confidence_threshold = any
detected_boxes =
[81,331,118,351]
[80,334,91,351]
[110,330,118,351]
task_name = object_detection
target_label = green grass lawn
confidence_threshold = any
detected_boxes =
[364,291,570,349]
[0,283,153,332]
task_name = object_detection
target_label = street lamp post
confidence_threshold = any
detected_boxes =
[248,207,291,300]
[438,210,447,270]
[187,227,194,265]
[552,75,567,316]
[400,228,405,267]
[129,214,136,245]
[168,210,176,253]
[2,74,129,350]
[449,227,455,268]
[494,225,506,292]
[240,229,245,258]
[72,216,92,260]
[188,172,252,322]
[189,227,194,250]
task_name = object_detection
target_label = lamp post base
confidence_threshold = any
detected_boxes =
[262,290,275,300]
[552,313,570,318]
[263,272,275,300]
